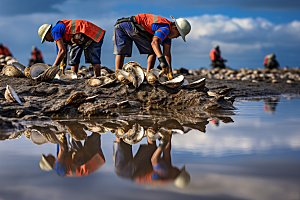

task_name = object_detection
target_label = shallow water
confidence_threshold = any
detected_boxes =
[0,98,300,200]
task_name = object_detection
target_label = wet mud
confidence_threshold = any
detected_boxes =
[1,66,299,136]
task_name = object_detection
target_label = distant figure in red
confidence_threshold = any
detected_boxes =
[263,54,279,69]
[210,45,227,69]
[0,43,13,57]
[29,46,44,66]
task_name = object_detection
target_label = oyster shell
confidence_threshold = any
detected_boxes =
[42,65,60,81]
[115,69,136,85]
[159,75,184,88]
[85,76,116,87]
[123,61,145,88]
[146,69,160,86]
[1,64,24,77]
[182,78,205,89]
[24,67,32,78]
[122,123,145,145]
[115,125,131,139]
[4,85,22,104]
[55,69,77,80]
[146,125,160,141]
[29,63,49,81]
[66,91,88,105]
[11,62,26,73]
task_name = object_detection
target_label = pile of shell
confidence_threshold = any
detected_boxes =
[1,62,59,82]
[0,55,19,66]
[111,61,206,89]
[180,67,300,84]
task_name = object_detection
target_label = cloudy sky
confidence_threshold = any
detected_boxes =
[0,0,299,70]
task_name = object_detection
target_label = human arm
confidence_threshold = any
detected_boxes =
[53,39,67,66]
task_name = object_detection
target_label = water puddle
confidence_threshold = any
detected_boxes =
[0,97,300,200]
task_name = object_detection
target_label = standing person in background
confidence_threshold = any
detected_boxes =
[113,14,191,80]
[210,45,227,69]
[29,46,44,66]
[0,43,13,57]
[263,54,279,69]
[38,19,105,77]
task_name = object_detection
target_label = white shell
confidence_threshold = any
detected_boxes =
[11,62,26,73]
[30,63,49,80]
[182,78,206,89]
[4,85,22,104]
[55,69,77,79]
[123,61,145,88]
[159,75,184,88]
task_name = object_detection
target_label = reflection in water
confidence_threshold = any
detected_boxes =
[264,98,279,114]
[113,135,190,188]
[39,132,105,177]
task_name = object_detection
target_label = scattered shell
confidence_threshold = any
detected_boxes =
[123,61,145,88]
[122,123,145,145]
[55,69,77,80]
[286,80,294,84]
[182,78,205,89]
[146,69,160,86]
[85,76,116,87]
[29,63,49,81]
[159,75,184,88]
[24,67,32,78]
[115,125,131,139]
[4,85,22,104]
[1,64,24,77]
[115,69,136,85]
[271,79,278,84]
[66,91,88,105]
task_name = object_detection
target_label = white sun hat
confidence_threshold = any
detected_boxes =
[170,16,191,42]
[38,24,52,44]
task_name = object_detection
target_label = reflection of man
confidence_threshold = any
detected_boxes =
[113,132,190,188]
[210,45,227,69]
[39,133,105,177]
[263,54,279,69]
[264,98,279,115]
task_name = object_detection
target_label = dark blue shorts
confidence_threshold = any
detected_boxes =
[68,34,105,65]
[113,22,154,57]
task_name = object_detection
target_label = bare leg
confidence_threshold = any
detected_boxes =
[93,63,101,77]
[71,64,79,74]
[115,55,125,71]
[147,54,156,72]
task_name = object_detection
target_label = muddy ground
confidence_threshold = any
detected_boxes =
[0,67,299,134]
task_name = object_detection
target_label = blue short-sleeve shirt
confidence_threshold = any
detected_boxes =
[51,23,66,54]
[151,23,172,45]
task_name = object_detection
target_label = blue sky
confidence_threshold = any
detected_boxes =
[0,0,299,70]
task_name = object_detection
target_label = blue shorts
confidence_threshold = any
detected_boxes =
[68,34,105,65]
[113,22,154,56]
[113,141,156,178]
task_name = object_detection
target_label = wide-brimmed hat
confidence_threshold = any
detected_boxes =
[38,24,52,44]
[174,166,191,188]
[39,154,53,171]
[170,16,191,42]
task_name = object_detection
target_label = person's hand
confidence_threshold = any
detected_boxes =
[167,72,173,80]
[60,63,66,75]
[157,55,169,77]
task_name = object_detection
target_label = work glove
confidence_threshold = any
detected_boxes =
[60,62,66,75]
[157,55,169,77]
[167,72,173,80]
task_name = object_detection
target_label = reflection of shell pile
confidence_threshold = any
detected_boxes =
[28,63,59,81]
[5,85,22,104]
[122,123,145,145]
[115,61,145,88]
[85,76,116,87]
